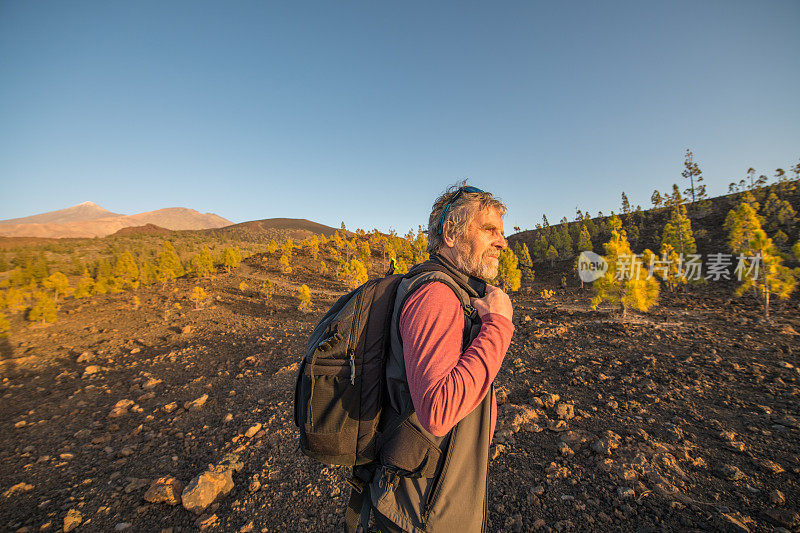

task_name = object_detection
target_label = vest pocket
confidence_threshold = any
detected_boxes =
[380,419,442,478]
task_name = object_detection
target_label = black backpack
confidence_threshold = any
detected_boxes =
[293,270,404,466]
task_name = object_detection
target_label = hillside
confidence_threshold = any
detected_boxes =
[198,218,338,243]
[509,180,800,263]
[0,204,233,239]
[0,234,798,532]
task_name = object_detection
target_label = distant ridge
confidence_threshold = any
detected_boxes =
[112,224,173,237]
[0,203,233,238]
[0,201,121,226]
[201,217,337,242]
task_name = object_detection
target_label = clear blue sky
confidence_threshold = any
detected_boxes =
[1,1,798,235]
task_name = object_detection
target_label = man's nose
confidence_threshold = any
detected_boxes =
[496,235,507,249]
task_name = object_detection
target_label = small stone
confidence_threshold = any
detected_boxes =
[144,476,183,505]
[555,403,574,420]
[184,394,209,411]
[718,464,745,481]
[240,522,254,533]
[163,402,178,413]
[547,420,568,432]
[59,453,74,460]
[82,365,102,377]
[532,518,546,530]
[759,460,785,474]
[495,388,508,405]
[592,431,621,455]
[63,509,82,532]
[769,490,786,505]
[181,325,193,335]
[76,351,94,363]
[223,413,234,423]
[247,477,261,494]
[195,513,219,530]
[540,393,560,408]
[728,441,746,452]
[719,513,750,533]
[108,399,135,418]
[124,478,149,493]
[558,442,574,457]
[130,347,141,354]
[115,523,132,531]
[244,423,262,438]
[142,377,162,390]
[182,467,234,514]
[3,482,34,498]
[617,486,635,499]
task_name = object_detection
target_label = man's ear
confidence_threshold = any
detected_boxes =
[442,221,456,248]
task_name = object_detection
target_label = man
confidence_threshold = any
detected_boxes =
[366,184,514,532]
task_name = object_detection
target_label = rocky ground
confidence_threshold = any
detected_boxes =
[1,255,799,532]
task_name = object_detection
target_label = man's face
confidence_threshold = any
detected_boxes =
[451,206,507,280]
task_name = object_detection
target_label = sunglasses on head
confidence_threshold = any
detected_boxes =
[437,186,484,235]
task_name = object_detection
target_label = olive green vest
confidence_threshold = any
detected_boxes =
[368,256,494,532]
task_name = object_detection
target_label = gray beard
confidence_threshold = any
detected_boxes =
[451,241,498,281]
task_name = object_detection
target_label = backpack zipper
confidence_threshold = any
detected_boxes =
[347,287,366,385]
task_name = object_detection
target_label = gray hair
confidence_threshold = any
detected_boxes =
[426,182,507,255]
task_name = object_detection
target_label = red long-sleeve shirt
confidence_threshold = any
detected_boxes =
[399,282,514,438]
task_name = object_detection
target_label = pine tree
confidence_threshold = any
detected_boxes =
[222,247,242,273]
[260,280,275,300]
[682,149,706,202]
[577,225,592,253]
[340,259,368,289]
[493,248,522,292]
[651,190,663,208]
[191,245,215,278]
[139,260,157,286]
[0,311,9,337]
[0,251,7,272]
[308,235,320,260]
[157,241,184,285]
[28,291,57,323]
[298,284,312,313]
[112,251,139,290]
[358,241,372,266]
[653,243,685,293]
[725,202,764,256]
[518,243,533,269]
[590,229,659,317]
[282,238,294,259]
[735,230,796,319]
[545,245,559,267]
[279,253,292,274]
[4,287,27,314]
[661,205,697,258]
[621,192,631,215]
[42,272,73,302]
[266,240,278,254]
[762,192,797,235]
[190,286,207,310]
[92,277,109,295]
[533,234,549,262]
[663,184,686,209]
[74,274,94,298]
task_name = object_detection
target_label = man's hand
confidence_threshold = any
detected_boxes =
[470,284,513,322]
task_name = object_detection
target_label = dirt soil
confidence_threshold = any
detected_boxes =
[1,256,799,532]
